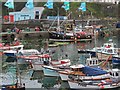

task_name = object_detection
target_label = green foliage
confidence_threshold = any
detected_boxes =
[2,2,118,19]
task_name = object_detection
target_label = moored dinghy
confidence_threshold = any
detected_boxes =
[42,59,71,77]
[3,49,39,57]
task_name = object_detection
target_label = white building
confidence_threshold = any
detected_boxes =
[9,7,44,22]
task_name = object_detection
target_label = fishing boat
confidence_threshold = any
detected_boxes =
[68,68,120,90]
[3,50,18,57]
[78,39,119,60]
[3,49,40,57]
[0,44,24,51]
[42,59,71,77]
[58,64,110,81]
[49,31,74,40]
[97,39,118,60]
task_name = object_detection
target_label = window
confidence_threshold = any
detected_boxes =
[116,72,119,76]
[107,49,113,53]
[35,11,39,19]
[90,61,92,65]
[109,72,112,76]
[93,60,95,64]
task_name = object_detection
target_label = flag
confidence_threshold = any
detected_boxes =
[78,2,86,12]
[4,0,14,9]
[44,0,53,9]
[62,1,70,11]
[25,0,34,9]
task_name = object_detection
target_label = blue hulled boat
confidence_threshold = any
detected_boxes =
[112,55,120,64]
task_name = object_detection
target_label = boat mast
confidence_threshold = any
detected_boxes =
[57,8,60,32]
[16,49,22,88]
[81,11,84,31]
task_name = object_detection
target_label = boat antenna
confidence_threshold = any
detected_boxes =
[16,49,22,88]
[48,16,58,31]
[60,12,72,26]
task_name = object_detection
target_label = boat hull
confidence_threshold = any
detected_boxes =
[68,80,120,90]
[43,66,59,77]
[59,70,110,81]
[5,87,25,90]
[78,49,96,57]
[49,32,73,39]
[59,72,68,81]
[32,64,43,70]
[112,56,120,64]
[4,53,16,57]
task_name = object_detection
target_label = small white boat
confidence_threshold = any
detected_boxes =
[3,49,40,57]
[42,59,71,77]
[18,54,51,70]
[78,39,119,60]
[0,44,24,51]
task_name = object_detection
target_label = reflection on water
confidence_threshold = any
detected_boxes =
[31,70,70,90]
[32,71,61,89]
[50,43,79,65]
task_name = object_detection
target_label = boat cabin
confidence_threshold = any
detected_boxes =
[86,57,99,66]
[19,49,40,55]
[21,54,51,62]
[70,64,84,71]
[109,69,120,78]
[101,41,118,54]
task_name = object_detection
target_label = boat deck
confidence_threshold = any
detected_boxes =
[70,71,86,76]
[49,39,92,42]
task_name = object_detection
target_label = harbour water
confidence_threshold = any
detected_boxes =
[2,36,120,90]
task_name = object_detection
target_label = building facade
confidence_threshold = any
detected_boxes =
[9,7,44,23]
